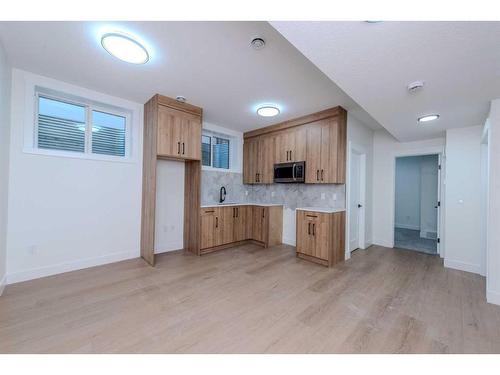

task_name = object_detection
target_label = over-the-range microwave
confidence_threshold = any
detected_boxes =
[273,161,305,183]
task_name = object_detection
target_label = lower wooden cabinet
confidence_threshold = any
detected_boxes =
[200,205,283,254]
[296,209,345,267]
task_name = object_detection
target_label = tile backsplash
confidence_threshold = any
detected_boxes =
[201,170,345,210]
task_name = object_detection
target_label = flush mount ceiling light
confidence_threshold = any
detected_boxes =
[250,37,266,50]
[257,105,280,117]
[418,114,440,123]
[101,32,149,64]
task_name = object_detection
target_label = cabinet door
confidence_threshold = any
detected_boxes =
[221,206,235,245]
[157,105,182,157]
[258,136,274,184]
[252,206,265,242]
[291,126,307,162]
[274,132,288,163]
[214,209,224,247]
[310,213,330,260]
[181,113,201,160]
[305,122,322,183]
[200,208,217,249]
[233,206,248,242]
[243,138,259,184]
[296,210,311,255]
[318,121,332,183]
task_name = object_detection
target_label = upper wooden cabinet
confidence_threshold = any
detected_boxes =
[274,127,306,163]
[243,136,274,184]
[243,106,347,185]
[154,96,202,161]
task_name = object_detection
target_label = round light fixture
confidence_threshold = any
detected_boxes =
[257,105,280,117]
[418,114,440,123]
[101,32,149,64]
[251,37,266,50]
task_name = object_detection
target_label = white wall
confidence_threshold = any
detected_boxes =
[346,113,374,254]
[487,98,500,304]
[0,42,11,294]
[155,160,184,253]
[6,70,143,284]
[372,129,445,248]
[395,157,422,230]
[444,126,484,275]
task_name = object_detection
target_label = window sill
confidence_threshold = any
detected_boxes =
[22,147,136,164]
[202,165,241,174]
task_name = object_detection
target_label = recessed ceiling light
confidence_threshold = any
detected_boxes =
[418,114,440,123]
[257,105,280,117]
[101,32,149,64]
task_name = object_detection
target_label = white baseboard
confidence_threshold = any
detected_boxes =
[6,250,139,285]
[283,236,296,246]
[395,223,420,231]
[372,238,393,248]
[444,259,481,275]
[155,241,184,254]
[361,238,373,249]
[0,274,6,296]
[487,289,500,306]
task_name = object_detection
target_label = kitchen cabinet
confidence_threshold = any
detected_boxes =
[243,106,346,185]
[296,209,345,267]
[199,205,283,254]
[243,136,274,184]
[274,127,307,163]
[157,105,201,160]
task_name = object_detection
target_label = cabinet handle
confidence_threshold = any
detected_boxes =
[290,150,292,161]
[321,169,324,181]
[236,207,239,218]
[262,209,265,218]
[306,214,318,218]
[312,223,315,236]
[177,142,181,154]
[316,170,319,181]
[216,217,218,228]
[204,210,215,213]
[233,208,235,218]
[308,222,311,235]
[182,142,185,155]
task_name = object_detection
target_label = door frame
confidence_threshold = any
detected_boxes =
[391,148,445,256]
[346,141,367,260]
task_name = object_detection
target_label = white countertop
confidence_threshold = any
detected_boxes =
[200,203,283,208]
[296,207,346,213]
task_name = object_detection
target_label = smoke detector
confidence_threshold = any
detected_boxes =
[407,81,425,93]
[176,96,187,103]
[250,37,266,50]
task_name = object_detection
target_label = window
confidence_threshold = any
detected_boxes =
[202,132,230,170]
[36,92,129,158]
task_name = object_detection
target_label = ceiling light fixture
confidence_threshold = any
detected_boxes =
[257,105,280,117]
[101,32,149,64]
[407,81,425,93]
[250,37,266,50]
[418,114,440,123]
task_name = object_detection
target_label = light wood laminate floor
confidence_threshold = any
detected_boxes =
[1,244,500,353]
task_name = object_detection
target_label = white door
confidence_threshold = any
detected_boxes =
[349,152,361,251]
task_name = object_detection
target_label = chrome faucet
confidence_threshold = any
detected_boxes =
[219,186,226,204]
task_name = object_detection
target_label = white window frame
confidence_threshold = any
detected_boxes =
[201,129,235,172]
[31,87,132,162]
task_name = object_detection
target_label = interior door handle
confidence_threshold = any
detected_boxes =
[358,204,363,208]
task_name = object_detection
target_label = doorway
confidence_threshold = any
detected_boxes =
[394,154,440,255]
[348,145,366,254]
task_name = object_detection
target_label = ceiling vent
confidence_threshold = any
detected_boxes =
[407,81,425,93]
[176,96,187,103]
[250,37,266,50]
